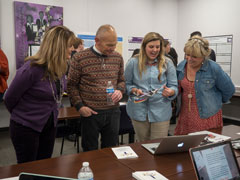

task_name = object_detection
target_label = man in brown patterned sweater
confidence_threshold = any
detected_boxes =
[67,24,125,151]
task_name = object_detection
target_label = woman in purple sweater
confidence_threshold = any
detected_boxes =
[4,26,75,163]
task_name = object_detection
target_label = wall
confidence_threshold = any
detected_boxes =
[177,0,240,88]
[0,0,178,86]
[152,0,178,47]
[1,0,239,87]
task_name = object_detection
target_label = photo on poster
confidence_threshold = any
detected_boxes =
[14,1,63,69]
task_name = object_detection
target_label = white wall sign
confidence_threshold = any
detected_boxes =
[204,35,233,77]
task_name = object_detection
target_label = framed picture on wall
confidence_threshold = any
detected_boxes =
[14,1,63,69]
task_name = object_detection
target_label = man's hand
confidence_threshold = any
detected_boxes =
[79,106,98,117]
[111,90,122,103]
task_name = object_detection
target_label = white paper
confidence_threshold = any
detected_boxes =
[189,131,231,143]
[132,170,168,180]
[112,146,138,159]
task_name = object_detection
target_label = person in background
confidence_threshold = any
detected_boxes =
[131,48,140,58]
[190,31,216,62]
[71,37,84,57]
[66,37,85,142]
[169,47,178,67]
[163,40,178,67]
[174,36,235,135]
[4,26,75,163]
[124,32,178,142]
[163,40,178,125]
[67,24,125,151]
[66,37,84,76]
[0,48,9,102]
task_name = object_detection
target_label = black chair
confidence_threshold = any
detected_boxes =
[119,104,135,144]
[56,119,81,155]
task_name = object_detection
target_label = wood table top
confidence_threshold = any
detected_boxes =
[0,125,239,180]
[58,107,81,121]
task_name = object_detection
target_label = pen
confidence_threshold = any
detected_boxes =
[150,175,156,179]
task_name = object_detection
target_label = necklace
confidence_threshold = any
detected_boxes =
[188,80,194,112]
[49,76,64,105]
[147,60,157,66]
[186,65,195,112]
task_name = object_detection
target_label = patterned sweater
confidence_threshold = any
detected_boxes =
[67,47,125,110]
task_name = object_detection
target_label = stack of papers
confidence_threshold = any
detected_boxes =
[111,146,138,159]
[132,170,168,180]
[189,130,231,143]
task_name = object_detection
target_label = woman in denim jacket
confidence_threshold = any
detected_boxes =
[125,32,178,141]
[175,36,235,135]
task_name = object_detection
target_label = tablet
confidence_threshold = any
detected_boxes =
[19,172,77,180]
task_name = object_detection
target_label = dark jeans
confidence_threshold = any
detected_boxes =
[81,107,120,152]
[10,113,56,163]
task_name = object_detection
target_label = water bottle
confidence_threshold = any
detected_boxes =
[78,162,94,180]
[106,81,114,105]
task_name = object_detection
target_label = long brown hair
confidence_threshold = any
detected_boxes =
[25,26,75,80]
[138,32,166,81]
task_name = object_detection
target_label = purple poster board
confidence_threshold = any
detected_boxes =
[14,1,63,69]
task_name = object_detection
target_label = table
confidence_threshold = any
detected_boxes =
[57,107,81,154]
[102,125,240,179]
[0,150,133,180]
[0,125,239,180]
[58,107,81,121]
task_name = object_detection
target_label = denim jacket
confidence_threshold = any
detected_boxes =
[177,59,235,119]
[124,57,178,122]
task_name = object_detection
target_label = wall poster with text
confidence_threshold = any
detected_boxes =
[204,35,233,76]
[128,36,143,60]
[14,1,63,69]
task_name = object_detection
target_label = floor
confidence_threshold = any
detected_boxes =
[0,123,176,167]
[0,96,239,167]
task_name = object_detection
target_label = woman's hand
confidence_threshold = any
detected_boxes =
[131,88,143,96]
[162,85,175,97]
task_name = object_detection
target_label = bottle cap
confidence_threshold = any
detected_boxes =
[82,162,89,167]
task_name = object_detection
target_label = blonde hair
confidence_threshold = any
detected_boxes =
[25,25,75,80]
[138,32,166,81]
[184,35,211,59]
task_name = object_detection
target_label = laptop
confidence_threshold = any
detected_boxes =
[142,134,207,155]
[19,172,77,180]
[189,141,240,180]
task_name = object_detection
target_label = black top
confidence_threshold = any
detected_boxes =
[209,49,216,61]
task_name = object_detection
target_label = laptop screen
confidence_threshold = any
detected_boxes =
[190,141,240,180]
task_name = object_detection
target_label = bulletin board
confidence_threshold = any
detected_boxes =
[204,35,233,77]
